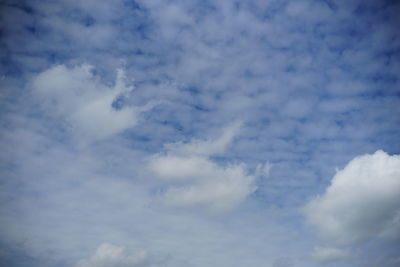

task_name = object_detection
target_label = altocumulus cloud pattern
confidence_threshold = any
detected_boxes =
[0,0,399,266]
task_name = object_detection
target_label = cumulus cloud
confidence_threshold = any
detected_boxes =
[31,64,145,143]
[148,122,256,212]
[304,150,400,245]
[75,243,148,267]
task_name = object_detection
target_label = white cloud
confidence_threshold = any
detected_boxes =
[3,0,400,265]
[255,162,273,178]
[164,121,242,157]
[75,243,148,267]
[31,64,142,143]
[310,246,350,262]
[148,123,256,212]
[161,161,255,211]
[304,150,400,245]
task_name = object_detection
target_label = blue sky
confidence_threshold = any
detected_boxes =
[1,0,400,266]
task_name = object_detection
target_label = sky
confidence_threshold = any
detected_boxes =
[0,0,400,266]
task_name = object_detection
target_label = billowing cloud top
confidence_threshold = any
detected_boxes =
[304,150,400,245]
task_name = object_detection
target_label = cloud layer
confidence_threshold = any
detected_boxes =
[1,0,400,266]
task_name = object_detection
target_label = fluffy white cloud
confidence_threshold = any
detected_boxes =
[75,243,148,267]
[304,150,400,245]
[148,123,256,212]
[31,64,144,143]
[310,246,350,263]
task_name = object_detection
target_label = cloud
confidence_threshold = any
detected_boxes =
[75,243,148,267]
[164,121,242,157]
[148,122,256,212]
[280,97,315,119]
[310,246,350,263]
[31,64,143,143]
[1,0,400,266]
[255,162,273,178]
[304,150,400,245]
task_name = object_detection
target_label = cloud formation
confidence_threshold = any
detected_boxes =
[31,64,141,143]
[304,150,400,245]
[148,122,256,212]
[1,0,400,266]
[75,243,148,267]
